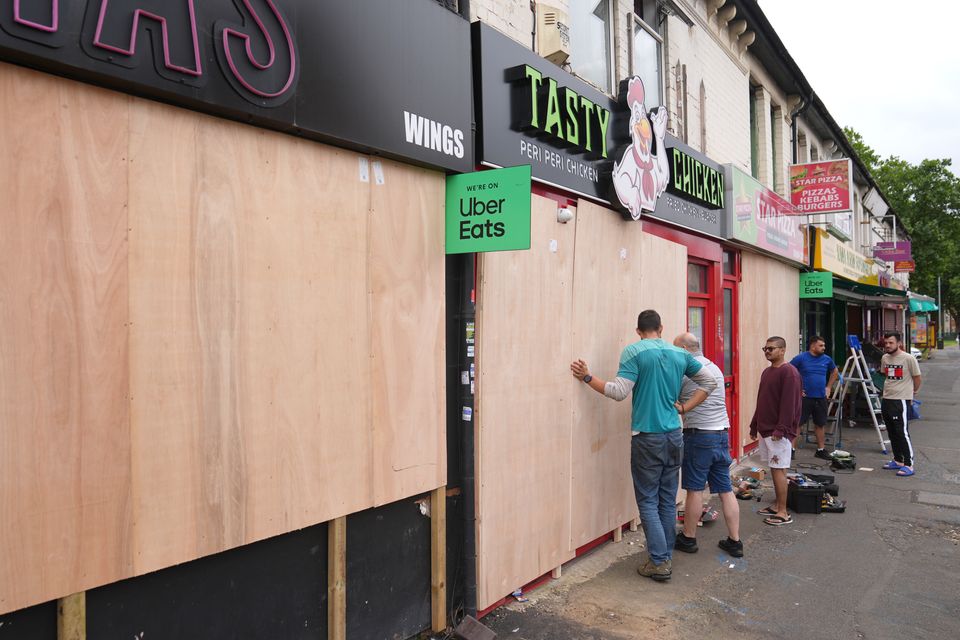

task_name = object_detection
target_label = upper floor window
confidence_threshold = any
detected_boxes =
[749,85,760,179]
[630,1,662,106]
[570,0,614,93]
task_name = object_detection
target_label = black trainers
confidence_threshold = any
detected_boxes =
[718,537,744,558]
[674,532,698,553]
[814,448,833,461]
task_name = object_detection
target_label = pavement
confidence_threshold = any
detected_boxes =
[481,348,960,640]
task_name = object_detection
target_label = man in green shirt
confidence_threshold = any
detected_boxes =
[571,309,717,581]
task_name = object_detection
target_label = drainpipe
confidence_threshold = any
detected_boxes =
[790,97,810,164]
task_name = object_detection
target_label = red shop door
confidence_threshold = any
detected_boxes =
[721,250,740,456]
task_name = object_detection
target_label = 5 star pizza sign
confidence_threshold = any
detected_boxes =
[789,159,854,214]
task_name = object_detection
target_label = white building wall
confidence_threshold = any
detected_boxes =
[661,3,751,170]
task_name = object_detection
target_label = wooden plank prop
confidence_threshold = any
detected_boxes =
[0,64,445,614]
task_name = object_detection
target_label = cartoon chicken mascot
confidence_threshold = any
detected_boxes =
[613,77,670,220]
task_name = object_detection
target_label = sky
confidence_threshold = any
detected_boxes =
[758,0,960,173]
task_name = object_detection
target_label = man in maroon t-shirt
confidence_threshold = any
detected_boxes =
[749,336,803,526]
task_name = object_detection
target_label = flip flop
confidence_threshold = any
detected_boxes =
[764,514,793,526]
[896,467,915,477]
[882,461,903,470]
[757,506,778,516]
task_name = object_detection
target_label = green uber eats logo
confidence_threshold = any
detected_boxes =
[445,165,532,254]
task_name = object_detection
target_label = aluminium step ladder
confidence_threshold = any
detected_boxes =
[826,336,889,454]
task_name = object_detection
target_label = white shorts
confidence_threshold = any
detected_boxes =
[758,436,792,469]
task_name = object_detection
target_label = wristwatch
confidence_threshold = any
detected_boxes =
[583,374,593,383]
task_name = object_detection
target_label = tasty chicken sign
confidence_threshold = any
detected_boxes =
[789,160,854,214]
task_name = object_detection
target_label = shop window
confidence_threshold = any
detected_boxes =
[722,250,737,277]
[688,306,705,347]
[630,1,662,106]
[570,0,614,93]
[811,146,819,161]
[687,263,707,293]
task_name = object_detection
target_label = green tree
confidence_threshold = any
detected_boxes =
[844,128,960,331]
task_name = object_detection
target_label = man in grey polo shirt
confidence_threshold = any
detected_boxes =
[672,333,742,558]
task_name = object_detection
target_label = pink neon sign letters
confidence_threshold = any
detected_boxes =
[7,0,298,103]
[13,0,58,32]
[93,1,203,76]
[220,0,297,98]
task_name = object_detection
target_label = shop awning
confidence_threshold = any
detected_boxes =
[908,294,938,312]
[832,277,908,304]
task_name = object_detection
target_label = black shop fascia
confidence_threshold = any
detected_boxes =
[473,22,725,238]
[0,0,474,172]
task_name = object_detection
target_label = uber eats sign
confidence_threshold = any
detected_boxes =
[445,165,532,254]
[800,272,833,299]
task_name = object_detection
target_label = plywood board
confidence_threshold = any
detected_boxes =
[567,213,688,549]
[568,201,644,549]
[0,64,132,613]
[475,195,577,610]
[1,64,447,613]
[369,159,446,505]
[127,101,376,573]
[737,252,800,452]
[638,233,688,341]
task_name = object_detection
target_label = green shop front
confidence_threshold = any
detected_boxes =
[907,293,939,349]
[804,228,907,362]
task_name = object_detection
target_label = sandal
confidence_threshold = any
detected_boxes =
[896,467,915,477]
[757,506,777,516]
[882,460,903,470]
[764,514,793,526]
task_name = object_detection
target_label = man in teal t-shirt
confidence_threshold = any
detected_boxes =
[571,309,717,582]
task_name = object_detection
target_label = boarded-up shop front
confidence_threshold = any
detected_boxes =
[471,23,738,611]
[1,2,471,637]
[724,166,806,456]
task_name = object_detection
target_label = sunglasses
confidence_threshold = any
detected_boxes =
[761,346,779,353]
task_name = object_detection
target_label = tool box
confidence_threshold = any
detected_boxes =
[787,482,824,514]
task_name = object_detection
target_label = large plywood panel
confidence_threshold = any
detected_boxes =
[127,101,375,574]
[1,65,447,613]
[568,201,642,549]
[476,195,577,610]
[369,159,446,505]
[639,233,688,340]
[568,204,688,550]
[0,65,132,613]
[738,252,800,452]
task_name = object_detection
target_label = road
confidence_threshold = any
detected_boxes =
[482,348,960,640]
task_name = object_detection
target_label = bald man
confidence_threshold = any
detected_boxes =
[672,333,742,558]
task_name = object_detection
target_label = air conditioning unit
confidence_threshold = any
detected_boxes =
[537,4,570,65]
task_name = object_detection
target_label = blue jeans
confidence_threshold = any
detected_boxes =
[631,429,683,564]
